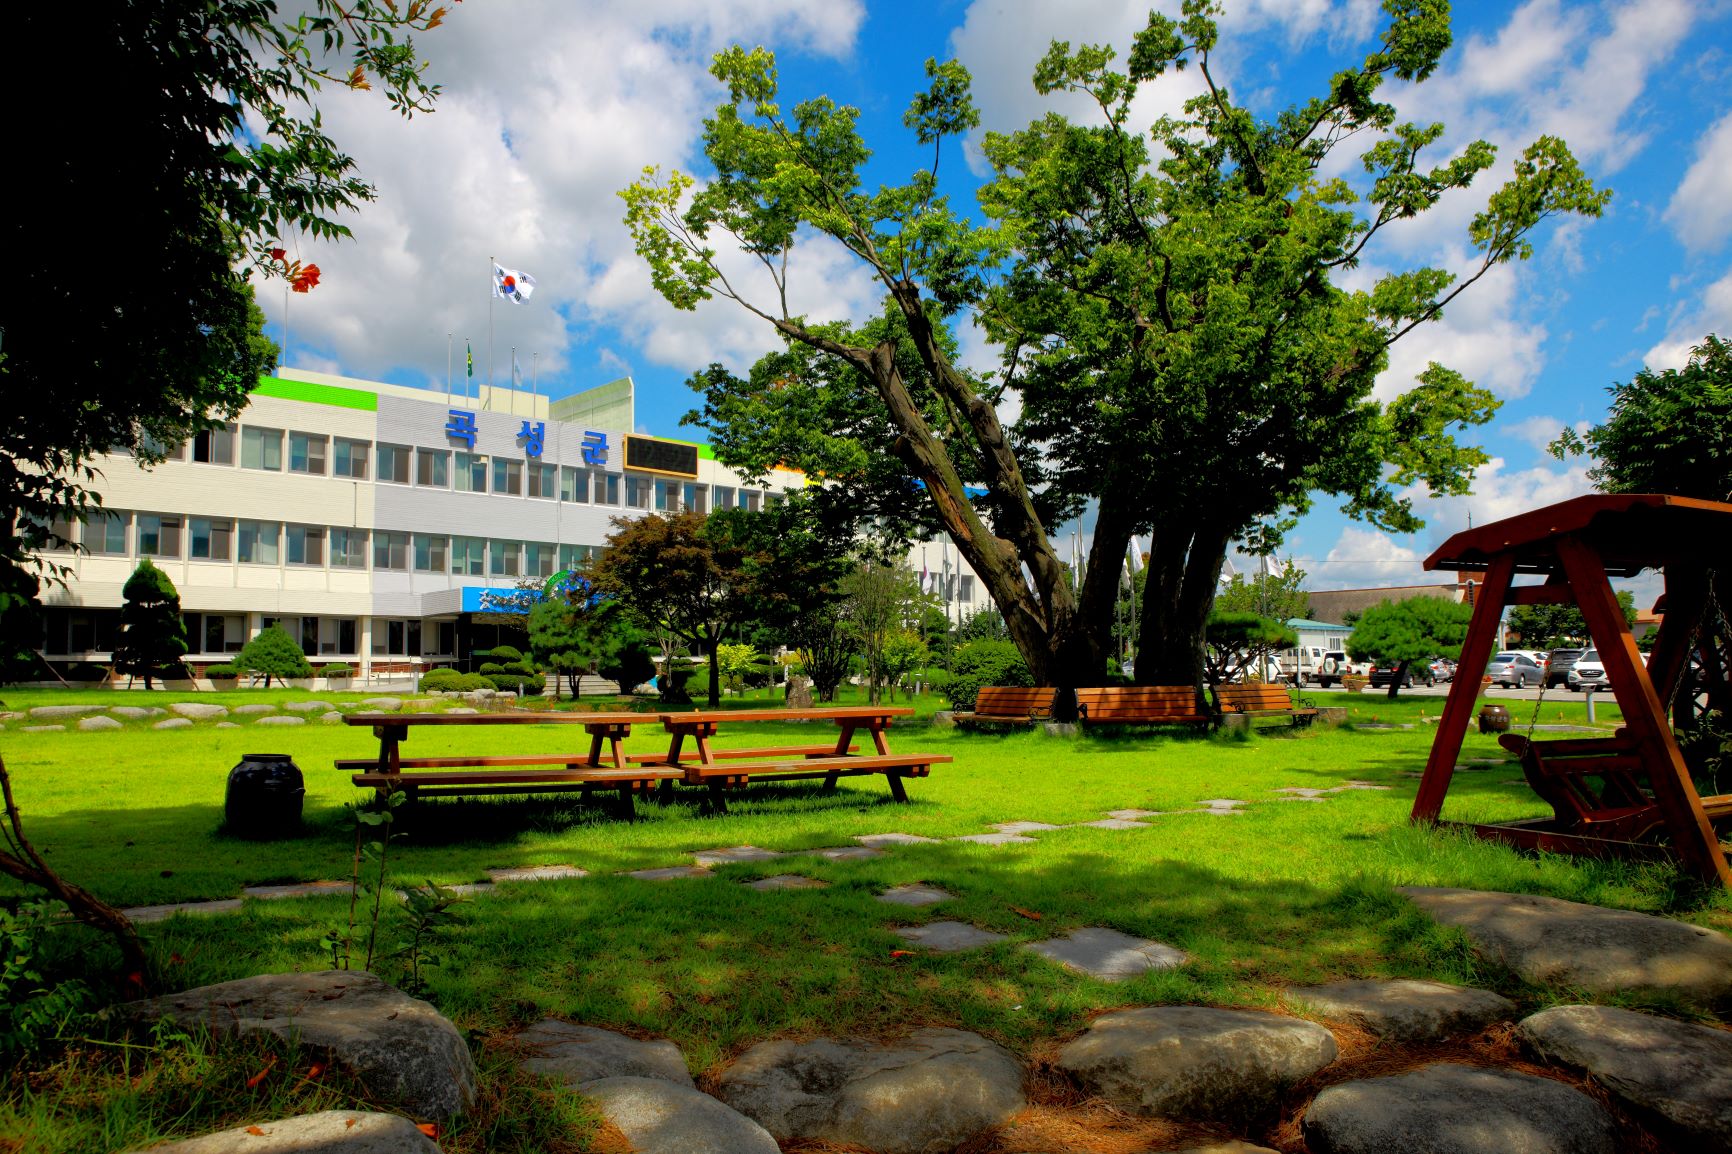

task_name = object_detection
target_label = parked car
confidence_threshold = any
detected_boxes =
[1316,650,1353,687]
[1543,648,1585,688]
[1567,649,1607,692]
[1368,661,1436,688]
[1485,651,1543,688]
[1427,657,1455,683]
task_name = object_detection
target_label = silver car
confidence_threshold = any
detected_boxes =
[1485,651,1543,688]
[1568,650,1607,692]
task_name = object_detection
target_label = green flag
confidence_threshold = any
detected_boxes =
[465,341,474,379]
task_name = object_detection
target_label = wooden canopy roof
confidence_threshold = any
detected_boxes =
[1424,493,1732,578]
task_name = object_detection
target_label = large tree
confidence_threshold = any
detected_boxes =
[112,561,190,690]
[1347,595,1473,699]
[623,0,1607,708]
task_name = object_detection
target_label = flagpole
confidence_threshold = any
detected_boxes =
[532,352,539,415]
[446,332,453,406]
[281,283,289,370]
[487,255,495,411]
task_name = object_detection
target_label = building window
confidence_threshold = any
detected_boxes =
[433,621,457,655]
[196,613,245,654]
[192,424,236,465]
[526,541,557,578]
[959,574,975,603]
[492,459,522,496]
[451,536,485,576]
[372,618,423,656]
[240,427,283,471]
[189,517,232,561]
[330,528,368,569]
[412,533,447,573]
[286,524,325,566]
[373,531,409,571]
[714,486,735,511]
[598,473,620,505]
[653,478,677,511]
[683,483,708,514]
[489,539,521,576]
[528,462,557,499]
[333,437,369,479]
[454,452,487,493]
[238,520,280,564]
[560,466,589,502]
[625,475,651,509]
[416,449,449,488]
[743,489,761,512]
[318,617,357,656]
[86,511,129,555]
[558,544,596,572]
[136,514,182,558]
[42,608,120,654]
[289,432,327,475]
[141,433,186,461]
[377,443,412,484]
[44,515,76,552]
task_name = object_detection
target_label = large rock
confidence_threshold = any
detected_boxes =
[1302,1063,1616,1154]
[515,1019,693,1088]
[1399,886,1732,1003]
[126,1110,440,1152]
[153,718,193,729]
[583,1076,779,1154]
[363,697,405,711]
[110,706,158,719]
[30,704,105,717]
[1519,1004,1732,1152]
[232,703,277,715]
[717,1028,1025,1154]
[170,702,229,719]
[285,699,331,712]
[78,715,124,731]
[119,971,474,1118]
[1289,979,1516,1042]
[1056,1006,1336,1124]
[254,715,307,726]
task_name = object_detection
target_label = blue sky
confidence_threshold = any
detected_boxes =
[270,0,1732,598]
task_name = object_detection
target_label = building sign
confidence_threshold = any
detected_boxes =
[581,430,609,466]
[624,434,699,478]
[445,409,478,449]
[517,420,546,458]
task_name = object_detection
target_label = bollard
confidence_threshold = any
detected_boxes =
[1583,687,1596,723]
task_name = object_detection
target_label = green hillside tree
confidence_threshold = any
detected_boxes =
[1347,596,1474,699]
[623,2,1606,710]
[237,624,313,688]
[112,560,189,689]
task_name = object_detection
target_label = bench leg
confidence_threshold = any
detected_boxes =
[821,769,841,793]
[887,771,909,803]
[612,786,636,823]
[704,782,730,816]
[657,778,675,806]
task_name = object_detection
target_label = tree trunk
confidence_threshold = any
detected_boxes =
[1136,517,1233,703]
[1387,659,1409,700]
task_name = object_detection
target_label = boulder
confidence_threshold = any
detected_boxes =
[1056,1006,1336,1123]
[323,712,346,724]
[232,703,277,715]
[29,704,105,717]
[110,706,156,719]
[170,702,229,719]
[215,722,240,729]
[717,1028,1025,1154]
[514,1020,693,1088]
[254,715,306,726]
[583,1076,779,1154]
[1302,1062,1616,1154]
[1288,979,1515,1042]
[363,697,405,712]
[785,677,814,709]
[21,725,65,733]
[1519,1004,1732,1152]
[78,716,124,731]
[1399,886,1732,1002]
[119,971,474,1118]
[285,700,330,712]
[153,718,193,729]
[125,1110,440,1152]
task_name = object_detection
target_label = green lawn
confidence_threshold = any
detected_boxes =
[3,686,1724,1152]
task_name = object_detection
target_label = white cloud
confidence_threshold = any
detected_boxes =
[1404,455,1595,551]
[1644,263,1732,370]
[1504,415,1587,455]
[1318,525,1428,588]
[1665,109,1732,251]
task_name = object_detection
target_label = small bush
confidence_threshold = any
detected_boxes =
[485,645,524,664]
[486,663,544,695]
[318,663,353,678]
[205,664,242,680]
[478,662,505,676]
[420,668,492,693]
[944,640,1033,710]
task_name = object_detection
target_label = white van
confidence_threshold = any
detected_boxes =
[1274,645,1331,686]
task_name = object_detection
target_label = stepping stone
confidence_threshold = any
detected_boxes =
[990,821,1068,834]
[1106,808,1163,819]
[1519,1004,1732,1151]
[170,702,228,719]
[109,706,157,719]
[1288,979,1516,1041]
[29,704,105,717]
[855,833,940,846]
[1278,796,1328,802]
[1276,787,1331,798]
[487,865,587,883]
[1302,1063,1616,1154]
[1078,818,1154,829]
[895,921,1007,952]
[747,875,829,892]
[716,1028,1024,1153]
[950,832,1036,845]
[153,718,193,729]
[21,725,65,733]
[878,883,952,907]
[626,866,710,881]
[444,706,479,714]
[243,881,351,900]
[515,1019,694,1088]
[362,697,405,711]
[321,712,344,724]
[215,722,240,729]
[77,716,123,731]
[1399,886,1732,1002]
[1026,926,1187,981]
[254,715,306,726]
[120,971,475,1119]
[1057,1006,1337,1124]
[284,700,330,712]
[1335,780,1391,790]
[803,845,882,861]
[692,845,781,866]
[584,1076,779,1154]
[122,899,244,923]
[231,703,277,715]
[1196,799,1247,810]
[126,1109,439,1153]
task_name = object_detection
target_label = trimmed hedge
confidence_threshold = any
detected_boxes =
[419,668,491,693]
[942,640,1033,710]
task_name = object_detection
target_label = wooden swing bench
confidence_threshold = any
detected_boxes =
[1497,732,1732,844]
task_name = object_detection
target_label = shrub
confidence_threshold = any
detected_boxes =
[318,663,354,678]
[486,662,544,695]
[485,645,524,664]
[205,663,242,680]
[419,668,493,693]
[943,640,1033,710]
[478,662,505,675]
[64,661,110,682]
[236,625,313,688]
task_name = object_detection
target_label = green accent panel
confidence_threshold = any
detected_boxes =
[254,376,378,411]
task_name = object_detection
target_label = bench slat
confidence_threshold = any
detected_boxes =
[671,753,950,781]
[623,744,855,764]
[351,769,679,788]
[338,754,605,771]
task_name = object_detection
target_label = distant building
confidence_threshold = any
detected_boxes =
[1304,582,1475,624]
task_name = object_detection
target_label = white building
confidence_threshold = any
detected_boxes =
[39,368,982,674]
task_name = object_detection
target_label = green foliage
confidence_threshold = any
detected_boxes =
[1213,563,1310,623]
[0,899,91,1061]
[1348,596,1474,697]
[1508,592,1637,648]
[876,631,930,701]
[0,564,46,684]
[111,560,188,689]
[1203,612,1299,686]
[957,607,1010,643]
[715,642,764,695]
[235,625,312,688]
[528,585,650,698]
[600,639,657,696]
[484,645,525,664]
[943,639,1033,710]
[205,664,242,680]
[317,663,353,678]
[418,668,489,693]
[1552,334,1732,501]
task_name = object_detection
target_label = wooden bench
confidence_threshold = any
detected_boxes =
[1215,683,1318,727]
[657,753,951,807]
[953,686,1057,728]
[1499,733,1732,842]
[1075,686,1212,727]
[349,767,681,820]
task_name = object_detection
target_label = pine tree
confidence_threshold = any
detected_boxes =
[112,559,188,689]
[236,624,313,689]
